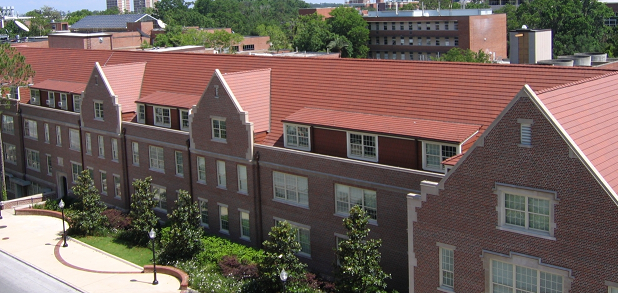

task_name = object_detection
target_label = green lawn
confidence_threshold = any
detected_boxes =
[75,235,153,267]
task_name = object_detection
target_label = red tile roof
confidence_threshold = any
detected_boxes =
[284,107,481,143]
[32,80,86,94]
[139,91,201,109]
[102,62,146,113]
[222,69,271,133]
[442,153,464,166]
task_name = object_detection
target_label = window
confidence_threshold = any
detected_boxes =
[384,22,388,30]
[400,37,404,45]
[423,142,458,171]
[335,184,377,220]
[273,171,308,207]
[56,126,62,146]
[383,37,387,45]
[242,44,255,51]
[436,38,440,46]
[426,37,431,46]
[445,38,450,46]
[73,95,82,113]
[240,210,250,240]
[47,92,55,108]
[149,146,164,172]
[439,246,455,290]
[486,255,570,293]
[85,133,92,155]
[231,45,239,52]
[391,22,395,30]
[445,22,449,30]
[154,106,171,127]
[417,22,421,30]
[7,87,19,100]
[94,101,104,120]
[59,93,68,110]
[69,129,80,151]
[100,171,107,194]
[217,160,226,188]
[24,119,38,140]
[175,151,183,176]
[426,22,431,30]
[212,118,226,141]
[409,37,414,45]
[237,165,248,193]
[214,85,219,98]
[2,115,14,134]
[46,155,52,175]
[275,219,311,256]
[153,185,167,210]
[114,175,121,198]
[392,38,396,45]
[71,162,82,183]
[98,135,105,158]
[284,124,310,150]
[519,119,533,146]
[44,123,50,143]
[495,184,556,238]
[454,37,459,46]
[454,21,458,30]
[347,132,377,161]
[111,138,118,161]
[137,104,145,123]
[435,22,440,30]
[219,205,229,233]
[610,286,618,293]
[4,143,16,164]
[400,22,404,30]
[30,89,40,105]
[197,156,206,183]
[180,110,190,131]
[132,142,139,165]
[199,199,209,227]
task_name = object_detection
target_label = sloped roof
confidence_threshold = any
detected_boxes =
[442,153,464,166]
[284,108,481,143]
[101,62,146,113]
[222,69,271,133]
[71,14,156,30]
[32,80,86,94]
[139,91,201,109]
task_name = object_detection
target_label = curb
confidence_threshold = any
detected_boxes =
[68,237,144,271]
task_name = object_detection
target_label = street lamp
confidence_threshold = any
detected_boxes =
[59,199,68,247]
[0,201,4,220]
[280,268,288,292]
[149,228,158,285]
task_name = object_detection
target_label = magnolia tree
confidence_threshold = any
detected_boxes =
[69,170,106,235]
[127,177,159,245]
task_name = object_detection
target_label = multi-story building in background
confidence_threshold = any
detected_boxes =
[107,0,131,13]
[133,0,158,13]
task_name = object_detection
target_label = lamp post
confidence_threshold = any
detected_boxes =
[59,199,68,247]
[149,228,158,285]
[280,268,288,293]
[0,201,4,220]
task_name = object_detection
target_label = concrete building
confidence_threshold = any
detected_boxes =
[4,47,616,292]
[134,0,159,13]
[107,0,131,13]
[364,9,507,61]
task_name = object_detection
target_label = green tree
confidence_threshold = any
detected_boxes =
[400,3,419,10]
[257,24,289,52]
[327,35,352,57]
[433,47,492,63]
[159,190,203,263]
[127,177,159,246]
[0,43,34,197]
[258,221,307,291]
[205,30,244,52]
[293,13,332,52]
[65,9,94,25]
[335,206,390,293]
[328,7,369,58]
[68,170,107,236]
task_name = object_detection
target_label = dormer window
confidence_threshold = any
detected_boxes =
[347,132,378,162]
[30,89,40,105]
[284,124,310,151]
[47,92,55,108]
[154,106,171,128]
[137,104,145,123]
[73,95,82,113]
[518,119,533,147]
[180,110,190,131]
[423,141,458,172]
[59,93,68,110]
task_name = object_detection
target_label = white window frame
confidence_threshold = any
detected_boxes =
[438,243,455,291]
[137,104,146,123]
[273,171,308,207]
[284,124,311,151]
[149,145,165,172]
[217,160,226,188]
[85,133,92,155]
[495,184,557,239]
[98,135,105,158]
[237,164,248,194]
[214,85,219,98]
[154,106,171,128]
[175,151,183,176]
[69,129,80,151]
[94,100,104,120]
[132,142,139,166]
[180,109,190,131]
[71,162,82,183]
[30,89,40,105]
[24,119,38,140]
[46,154,52,175]
[3,143,16,164]
[422,141,460,172]
[73,94,82,113]
[607,282,618,293]
[239,209,250,241]
[2,115,14,135]
[219,204,229,234]
[44,123,50,143]
[199,199,209,228]
[346,132,378,162]
[274,218,311,257]
[197,156,206,183]
[519,118,533,147]
[47,92,55,108]
[335,183,377,222]
[100,171,108,195]
[211,117,227,142]
[113,174,121,199]
[55,126,62,147]
[152,184,167,210]
[483,251,572,293]
[59,93,68,110]
[111,138,118,161]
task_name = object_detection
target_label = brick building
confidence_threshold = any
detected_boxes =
[3,47,616,291]
[365,9,506,61]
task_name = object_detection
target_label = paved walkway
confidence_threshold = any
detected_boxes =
[0,207,184,293]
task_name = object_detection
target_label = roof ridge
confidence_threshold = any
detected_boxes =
[103,61,147,68]
[222,68,271,76]
[535,71,618,95]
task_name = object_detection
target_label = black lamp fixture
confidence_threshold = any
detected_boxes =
[59,199,68,247]
[149,228,158,285]
[280,268,288,292]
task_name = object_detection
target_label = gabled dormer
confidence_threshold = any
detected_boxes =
[135,92,201,131]
[29,80,86,112]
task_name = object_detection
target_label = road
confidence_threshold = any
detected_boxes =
[0,251,83,293]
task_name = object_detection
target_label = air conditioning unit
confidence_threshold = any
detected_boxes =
[58,102,64,108]
[31,97,39,104]
[46,100,51,106]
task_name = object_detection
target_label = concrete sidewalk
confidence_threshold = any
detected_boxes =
[0,207,184,293]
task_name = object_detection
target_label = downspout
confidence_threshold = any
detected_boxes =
[253,151,263,247]
[78,119,85,173]
[121,127,130,209]
[17,107,26,179]
[186,139,194,201]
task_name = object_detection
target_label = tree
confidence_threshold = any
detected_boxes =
[433,47,492,63]
[327,35,352,57]
[335,206,390,293]
[68,170,107,235]
[257,24,289,52]
[159,190,203,263]
[65,9,94,25]
[400,3,419,10]
[328,7,369,58]
[292,13,332,52]
[0,43,35,198]
[205,30,244,52]
[127,177,159,245]
[258,221,307,291]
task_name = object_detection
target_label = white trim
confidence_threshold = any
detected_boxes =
[421,140,460,173]
[218,203,229,234]
[153,106,172,128]
[283,123,311,151]
[198,198,209,228]
[237,164,248,194]
[180,109,190,131]
[137,104,146,123]
[346,131,378,162]
[100,170,108,195]
[239,209,250,241]
[211,116,227,143]
[93,100,104,121]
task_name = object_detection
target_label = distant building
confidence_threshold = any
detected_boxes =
[70,14,161,33]
[134,0,159,13]
[107,0,131,13]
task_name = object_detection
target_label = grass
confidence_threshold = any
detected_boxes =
[74,235,153,267]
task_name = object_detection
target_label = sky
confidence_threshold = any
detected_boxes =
[8,0,343,15]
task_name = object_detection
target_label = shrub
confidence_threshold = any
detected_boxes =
[102,209,131,230]
[218,256,258,280]
[173,260,245,293]
[68,170,107,236]
[159,190,203,263]
[197,234,264,265]
[258,221,307,292]
[32,199,60,211]
[127,177,158,246]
